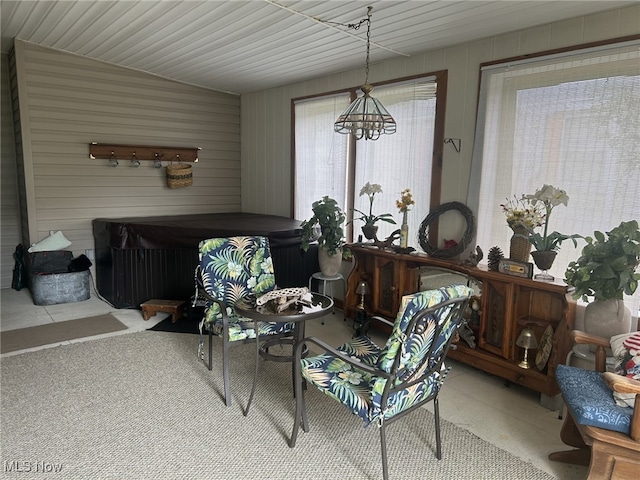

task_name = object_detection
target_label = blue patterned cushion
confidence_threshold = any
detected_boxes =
[197,236,293,341]
[336,335,383,366]
[300,284,472,426]
[556,364,633,435]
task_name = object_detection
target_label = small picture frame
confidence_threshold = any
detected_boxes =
[498,258,533,278]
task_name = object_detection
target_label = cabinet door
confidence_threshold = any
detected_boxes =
[373,256,399,318]
[479,279,514,359]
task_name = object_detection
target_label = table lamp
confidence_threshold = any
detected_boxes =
[356,281,370,310]
[516,327,538,369]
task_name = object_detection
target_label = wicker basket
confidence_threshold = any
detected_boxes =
[509,226,532,262]
[166,163,193,189]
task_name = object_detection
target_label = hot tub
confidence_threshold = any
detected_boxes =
[92,213,318,308]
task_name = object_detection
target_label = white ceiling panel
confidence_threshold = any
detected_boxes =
[1,0,635,94]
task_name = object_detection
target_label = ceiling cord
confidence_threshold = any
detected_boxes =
[263,0,410,57]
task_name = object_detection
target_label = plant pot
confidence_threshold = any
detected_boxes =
[583,298,632,353]
[509,225,531,262]
[530,250,557,281]
[318,246,342,276]
[531,250,557,271]
[361,225,378,241]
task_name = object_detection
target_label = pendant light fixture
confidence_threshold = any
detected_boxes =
[334,6,396,141]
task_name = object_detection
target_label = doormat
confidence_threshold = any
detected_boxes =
[1,314,127,354]
[147,306,202,334]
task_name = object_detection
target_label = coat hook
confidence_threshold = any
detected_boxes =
[109,151,118,167]
[130,152,140,167]
[153,153,162,168]
[444,138,461,153]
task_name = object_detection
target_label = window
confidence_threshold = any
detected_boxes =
[294,74,444,248]
[469,40,640,315]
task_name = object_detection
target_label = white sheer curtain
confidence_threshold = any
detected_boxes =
[353,80,437,247]
[469,41,640,316]
[294,79,437,249]
[294,94,350,221]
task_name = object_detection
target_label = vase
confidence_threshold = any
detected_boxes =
[509,225,531,262]
[583,298,632,353]
[361,225,378,241]
[400,211,409,249]
[530,250,557,281]
[318,246,342,276]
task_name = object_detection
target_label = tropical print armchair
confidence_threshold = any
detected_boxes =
[289,284,472,480]
[194,236,295,407]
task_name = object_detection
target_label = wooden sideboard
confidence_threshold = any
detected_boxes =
[345,244,576,397]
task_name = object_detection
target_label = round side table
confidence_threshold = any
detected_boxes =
[308,272,346,324]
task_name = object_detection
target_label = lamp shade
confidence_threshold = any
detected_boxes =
[334,84,396,141]
[516,328,538,350]
[356,281,370,296]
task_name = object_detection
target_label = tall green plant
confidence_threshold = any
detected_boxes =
[564,220,640,302]
[300,196,346,257]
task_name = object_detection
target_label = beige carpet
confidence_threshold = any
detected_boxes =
[0,331,558,479]
[0,314,127,354]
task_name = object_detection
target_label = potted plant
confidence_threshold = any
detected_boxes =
[300,196,346,276]
[352,182,396,241]
[500,195,544,262]
[523,184,581,279]
[564,220,640,339]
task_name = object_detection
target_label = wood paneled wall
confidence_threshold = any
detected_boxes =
[1,52,21,288]
[6,40,240,271]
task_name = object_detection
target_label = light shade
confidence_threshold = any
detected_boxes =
[516,328,538,350]
[334,84,397,141]
[333,7,396,141]
[356,280,370,296]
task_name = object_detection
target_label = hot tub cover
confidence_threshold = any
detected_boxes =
[93,213,304,250]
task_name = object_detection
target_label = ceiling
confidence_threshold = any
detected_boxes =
[1,1,634,95]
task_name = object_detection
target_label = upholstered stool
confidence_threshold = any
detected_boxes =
[308,272,346,324]
[140,299,186,323]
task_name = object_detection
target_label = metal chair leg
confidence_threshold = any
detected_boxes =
[208,330,213,371]
[434,395,442,459]
[222,336,231,407]
[380,422,389,480]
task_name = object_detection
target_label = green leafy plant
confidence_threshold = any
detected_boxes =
[524,184,581,251]
[564,220,640,302]
[300,196,346,257]
[351,182,396,227]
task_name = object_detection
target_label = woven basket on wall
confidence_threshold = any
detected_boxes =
[166,163,193,188]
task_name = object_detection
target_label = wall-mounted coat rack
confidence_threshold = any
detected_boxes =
[89,143,200,164]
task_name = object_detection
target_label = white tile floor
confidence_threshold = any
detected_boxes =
[0,286,588,479]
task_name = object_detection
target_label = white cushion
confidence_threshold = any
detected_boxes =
[610,331,640,408]
[28,231,72,253]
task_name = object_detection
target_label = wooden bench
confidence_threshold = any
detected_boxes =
[140,299,186,323]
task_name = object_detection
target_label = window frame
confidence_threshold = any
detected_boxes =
[291,70,448,244]
[468,34,640,316]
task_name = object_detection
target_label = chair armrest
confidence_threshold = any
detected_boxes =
[295,336,392,379]
[194,279,233,327]
[571,330,610,348]
[602,372,640,396]
[370,315,395,330]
